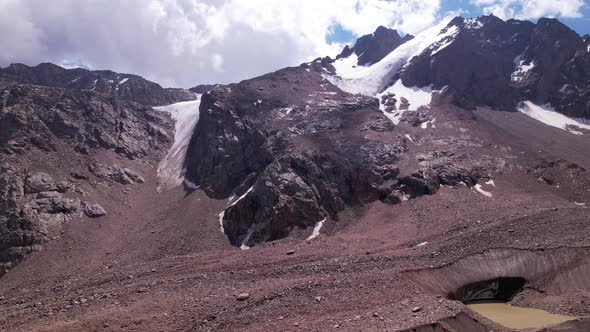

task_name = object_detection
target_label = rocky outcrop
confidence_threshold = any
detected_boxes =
[88,163,145,185]
[0,62,196,106]
[0,80,173,273]
[336,26,414,66]
[189,84,217,94]
[0,167,107,274]
[0,84,173,159]
[184,66,484,248]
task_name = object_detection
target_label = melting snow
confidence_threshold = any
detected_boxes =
[154,94,202,191]
[119,78,129,85]
[228,186,254,207]
[306,217,326,240]
[429,26,459,55]
[218,211,226,234]
[464,18,483,29]
[184,179,199,190]
[378,80,432,125]
[574,202,586,206]
[474,184,493,197]
[485,179,496,187]
[404,134,414,143]
[325,18,455,96]
[416,241,428,247]
[239,226,255,250]
[511,57,535,82]
[559,84,570,93]
[519,101,590,135]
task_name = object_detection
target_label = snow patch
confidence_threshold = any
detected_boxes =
[416,241,428,247]
[429,26,459,55]
[574,202,586,206]
[306,217,326,240]
[511,58,535,82]
[239,225,255,250]
[559,84,570,93]
[218,211,226,234]
[184,179,199,190]
[378,80,432,125]
[154,94,202,191]
[519,101,590,135]
[119,78,129,85]
[464,18,483,29]
[404,134,414,143]
[474,184,493,197]
[485,179,496,187]
[228,186,254,207]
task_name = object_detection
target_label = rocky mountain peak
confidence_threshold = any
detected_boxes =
[336,25,414,66]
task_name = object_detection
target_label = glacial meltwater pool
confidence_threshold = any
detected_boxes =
[467,302,577,329]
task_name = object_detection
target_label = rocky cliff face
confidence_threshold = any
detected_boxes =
[0,82,174,273]
[0,63,195,106]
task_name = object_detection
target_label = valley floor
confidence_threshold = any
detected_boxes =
[1,105,590,332]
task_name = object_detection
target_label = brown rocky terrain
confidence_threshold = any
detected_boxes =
[1,14,590,332]
[0,63,195,106]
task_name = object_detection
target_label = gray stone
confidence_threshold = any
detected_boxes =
[24,172,56,194]
[83,202,106,218]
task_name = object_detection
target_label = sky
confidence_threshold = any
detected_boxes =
[0,0,588,88]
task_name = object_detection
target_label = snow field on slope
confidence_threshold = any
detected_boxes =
[326,18,455,96]
[378,80,433,125]
[519,101,590,135]
[154,95,202,191]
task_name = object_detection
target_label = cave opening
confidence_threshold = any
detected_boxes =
[448,277,526,304]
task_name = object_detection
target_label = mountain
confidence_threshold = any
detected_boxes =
[327,15,590,121]
[336,26,414,66]
[1,15,590,332]
[0,63,196,106]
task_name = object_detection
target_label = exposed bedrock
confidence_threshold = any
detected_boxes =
[184,68,487,248]
[404,247,590,301]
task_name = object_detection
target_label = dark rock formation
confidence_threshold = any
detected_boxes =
[1,84,173,159]
[399,15,590,119]
[189,84,218,94]
[0,62,195,106]
[336,26,414,66]
[184,65,480,248]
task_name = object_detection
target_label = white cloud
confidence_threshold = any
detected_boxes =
[0,0,442,88]
[472,0,585,20]
[211,53,224,72]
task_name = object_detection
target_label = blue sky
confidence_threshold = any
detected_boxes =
[328,0,590,45]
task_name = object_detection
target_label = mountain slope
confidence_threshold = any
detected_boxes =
[326,15,590,123]
[0,63,195,106]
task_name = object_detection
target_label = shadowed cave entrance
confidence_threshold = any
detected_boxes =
[448,277,526,303]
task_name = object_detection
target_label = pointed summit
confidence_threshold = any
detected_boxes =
[336,26,414,66]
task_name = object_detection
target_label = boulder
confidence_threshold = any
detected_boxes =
[24,172,56,194]
[83,202,106,218]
